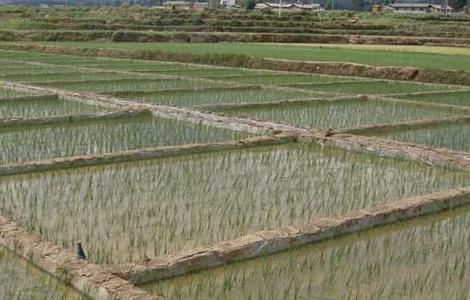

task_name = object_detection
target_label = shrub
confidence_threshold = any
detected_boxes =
[245,0,257,10]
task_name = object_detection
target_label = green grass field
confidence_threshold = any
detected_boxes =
[35,42,470,73]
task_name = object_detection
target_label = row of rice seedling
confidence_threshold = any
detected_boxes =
[0,143,467,264]
[366,120,470,152]
[0,63,101,79]
[149,68,273,77]
[149,206,470,299]
[0,68,92,79]
[42,77,231,93]
[0,87,42,100]
[75,61,209,73]
[0,50,209,72]
[2,71,151,84]
[0,59,92,73]
[397,90,470,107]
[0,246,86,300]
[0,97,107,119]
[4,56,271,83]
[0,114,249,164]
[120,86,314,107]
[207,73,368,85]
[36,78,160,87]
[0,50,132,68]
[285,81,454,95]
[222,99,463,130]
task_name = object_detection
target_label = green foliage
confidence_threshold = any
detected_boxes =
[464,4,470,13]
[245,0,256,10]
[351,0,365,11]
[449,0,468,10]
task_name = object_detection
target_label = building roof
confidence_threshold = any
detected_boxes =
[255,2,320,9]
[390,2,452,9]
[163,0,191,5]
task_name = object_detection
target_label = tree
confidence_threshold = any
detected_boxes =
[351,0,364,10]
[449,0,467,10]
[245,0,256,10]
[464,3,470,13]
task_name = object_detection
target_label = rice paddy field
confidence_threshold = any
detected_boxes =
[0,246,86,300]
[2,143,468,265]
[148,206,470,299]
[222,99,464,130]
[365,120,470,152]
[0,96,107,119]
[0,45,468,299]
[0,114,249,164]
[398,90,470,107]
[285,80,454,95]
[0,86,44,100]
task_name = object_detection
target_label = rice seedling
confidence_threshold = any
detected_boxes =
[222,99,463,130]
[148,206,470,299]
[0,143,467,265]
[0,50,207,72]
[398,90,470,107]
[0,97,107,119]
[0,115,249,164]
[46,78,230,93]
[286,81,452,95]
[209,74,366,85]
[0,87,41,100]
[0,61,91,76]
[365,120,470,152]
[123,87,313,107]
[0,72,146,83]
[0,246,87,300]
[153,68,272,77]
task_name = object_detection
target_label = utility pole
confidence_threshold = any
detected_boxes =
[279,0,282,17]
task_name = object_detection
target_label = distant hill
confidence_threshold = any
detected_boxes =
[0,0,157,5]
